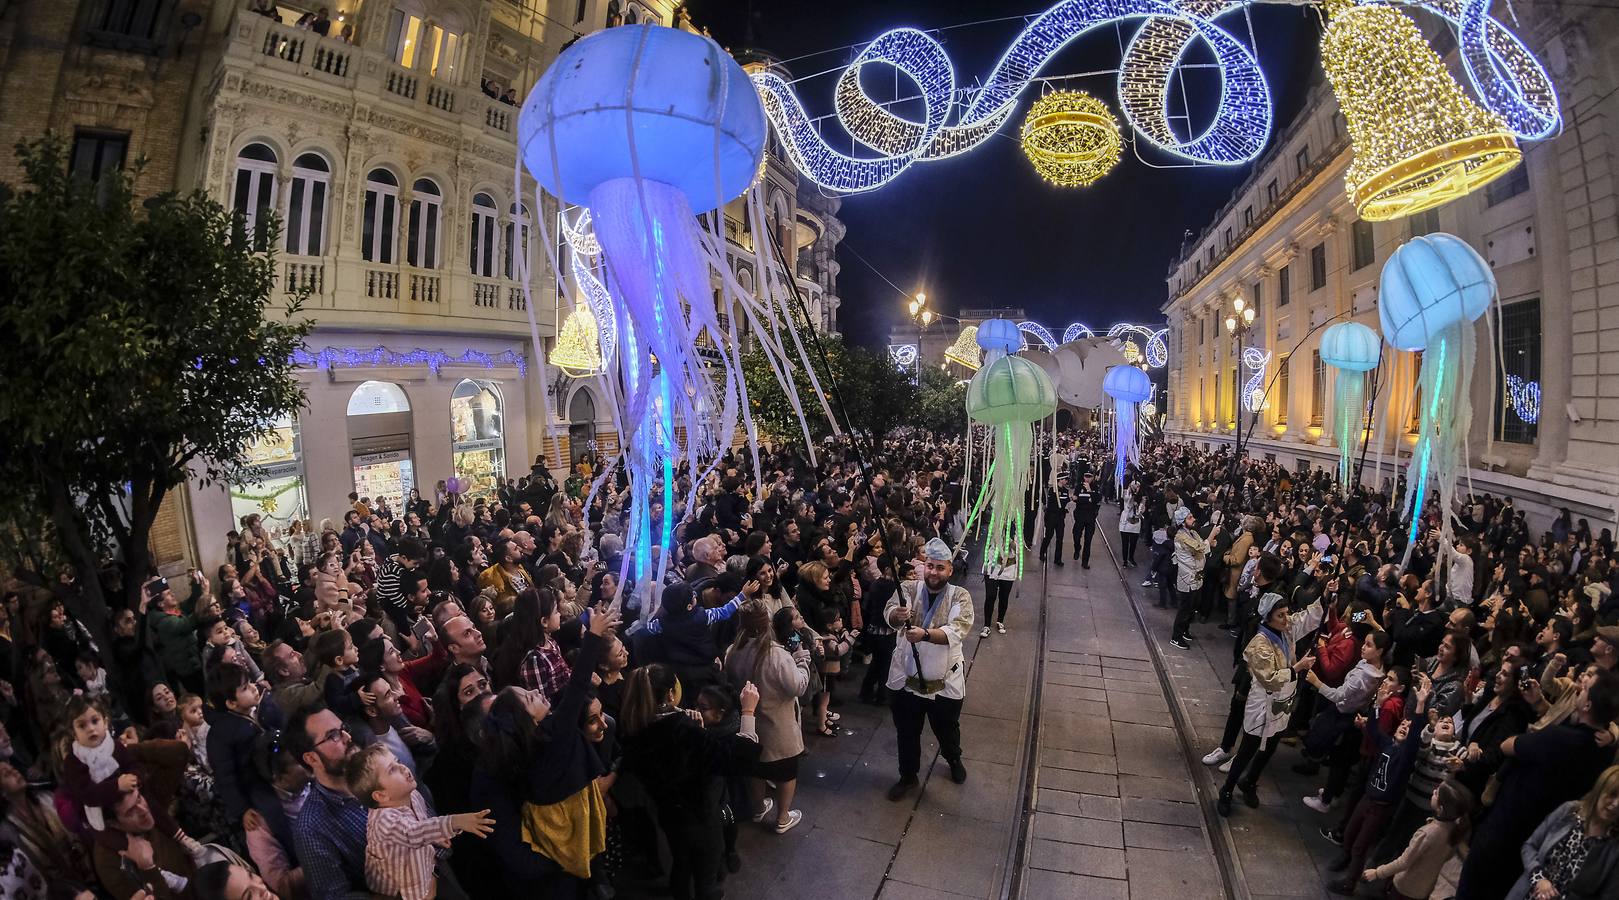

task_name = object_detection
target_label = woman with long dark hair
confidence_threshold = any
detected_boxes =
[470,603,621,897]
[619,663,761,900]
[724,600,812,834]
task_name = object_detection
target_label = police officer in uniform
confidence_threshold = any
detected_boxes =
[1039,476,1070,566]
[1071,473,1101,569]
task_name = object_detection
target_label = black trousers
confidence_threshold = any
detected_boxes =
[1219,670,1250,750]
[983,578,1012,625]
[1039,517,1065,559]
[891,688,963,778]
[1221,730,1279,794]
[1120,531,1140,564]
[658,803,725,900]
[1171,587,1198,640]
[1072,518,1096,564]
[861,636,894,700]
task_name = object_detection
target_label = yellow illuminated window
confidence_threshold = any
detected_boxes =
[398,15,422,68]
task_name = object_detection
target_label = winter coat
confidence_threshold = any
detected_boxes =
[723,640,812,762]
[1507,801,1619,900]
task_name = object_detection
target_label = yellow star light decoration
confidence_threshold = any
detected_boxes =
[552,304,603,376]
[1320,0,1522,221]
[1019,90,1122,188]
[945,325,983,370]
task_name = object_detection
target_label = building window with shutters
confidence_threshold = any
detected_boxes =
[1486,164,1529,206]
[1408,207,1440,238]
[470,193,498,277]
[232,143,278,252]
[285,152,330,257]
[1278,263,1290,306]
[362,169,399,264]
[1310,243,1327,291]
[1352,219,1375,270]
[407,178,442,269]
[70,130,128,204]
[1276,355,1289,425]
[1311,350,1325,427]
[1494,299,1541,444]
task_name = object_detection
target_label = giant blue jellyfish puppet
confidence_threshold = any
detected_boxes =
[518,25,830,594]
[1378,234,1494,570]
[1103,364,1153,491]
[1319,321,1382,486]
[964,320,1055,577]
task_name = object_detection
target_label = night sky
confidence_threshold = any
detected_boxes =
[686,0,1325,347]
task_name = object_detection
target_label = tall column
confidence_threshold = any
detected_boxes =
[1528,138,1572,479]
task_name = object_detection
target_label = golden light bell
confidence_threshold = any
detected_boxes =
[1320,0,1522,221]
[551,304,603,376]
[945,325,983,371]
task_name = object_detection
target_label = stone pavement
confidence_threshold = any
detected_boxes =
[619,572,1042,900]
[1012,544,1227,900]
[1092,526,1433,900]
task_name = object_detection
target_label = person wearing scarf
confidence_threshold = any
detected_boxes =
[1218,591,1323,817]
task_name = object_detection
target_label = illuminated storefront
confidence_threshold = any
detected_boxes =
[451,379,505,499]
[230,414,308,530]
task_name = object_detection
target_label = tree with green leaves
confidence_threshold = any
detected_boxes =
[0,137,311,613]
[739,335,971,441]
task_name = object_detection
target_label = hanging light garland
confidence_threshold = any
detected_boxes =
[1020,90,1122,187]
[753,0,1553,195]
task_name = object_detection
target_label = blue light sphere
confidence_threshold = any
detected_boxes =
[1319,321,1381,372]
[1378,234,1494,352]
[1102,364,1152,403]
[975,318,1024,354]
[518,25,766,214]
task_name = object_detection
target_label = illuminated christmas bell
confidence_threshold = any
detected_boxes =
[552,304,603,376]
[1320,0,1521,221]
[945,325,983,370]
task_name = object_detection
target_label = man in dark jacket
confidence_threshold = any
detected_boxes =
[1039,482,1070,566]
[1071,474,1100,569]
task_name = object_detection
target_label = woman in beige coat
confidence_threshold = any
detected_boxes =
[724,600,813,833]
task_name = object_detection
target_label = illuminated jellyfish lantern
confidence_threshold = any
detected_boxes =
[1378,233,1494,563]
[519,25,765,584]
[1103,364,1153,490]
[1319,321,1382,485]
[966,356,1057,576]
[976,318,1024,358]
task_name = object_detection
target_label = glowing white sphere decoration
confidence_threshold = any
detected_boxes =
[976,318,1024,355]
[518,25,766,213]
[1103,363,1153,403]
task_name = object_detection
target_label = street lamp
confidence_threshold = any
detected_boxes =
[1225,294,1258,488]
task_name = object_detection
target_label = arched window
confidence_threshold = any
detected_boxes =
[470,192,497,277]
[625,7,638,24]
[503,202,531,279]
[567,386,597,461]
[346,381,414,514]
[362,168,399,264]
[451,379,505,498]
[407,178,441,269]
[233,143,278,251]
[230,413,308,532]
[285,152,330,256]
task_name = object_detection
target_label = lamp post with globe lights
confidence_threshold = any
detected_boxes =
[1224,295,1257,489]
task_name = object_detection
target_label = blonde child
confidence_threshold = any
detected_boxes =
[346,744,494,900]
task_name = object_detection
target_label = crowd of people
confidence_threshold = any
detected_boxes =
[1052,437,1619,899]
[6,422,1619,900]
[0,436,985,900]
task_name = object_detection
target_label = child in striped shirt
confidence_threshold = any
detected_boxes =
[346,744,494,900]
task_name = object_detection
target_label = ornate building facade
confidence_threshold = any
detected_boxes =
[1161,7,1619,532]
[0,0,844,574]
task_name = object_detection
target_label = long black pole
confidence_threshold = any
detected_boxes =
[762,225,878,504]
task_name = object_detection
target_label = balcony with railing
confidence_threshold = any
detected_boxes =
[276,255,549,336]
[222,11,514,145]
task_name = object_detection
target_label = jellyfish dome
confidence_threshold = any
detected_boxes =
[518,25,765,213]
[1378,234,1493,352]
[976,318,1024,355]
[1320,321,1382,372]
[968,355,1057,425]
[1103,364,1153,403]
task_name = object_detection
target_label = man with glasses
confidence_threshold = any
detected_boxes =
[288,705,369,900]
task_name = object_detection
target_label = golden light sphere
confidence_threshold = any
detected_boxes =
[1019,90,1122,188]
